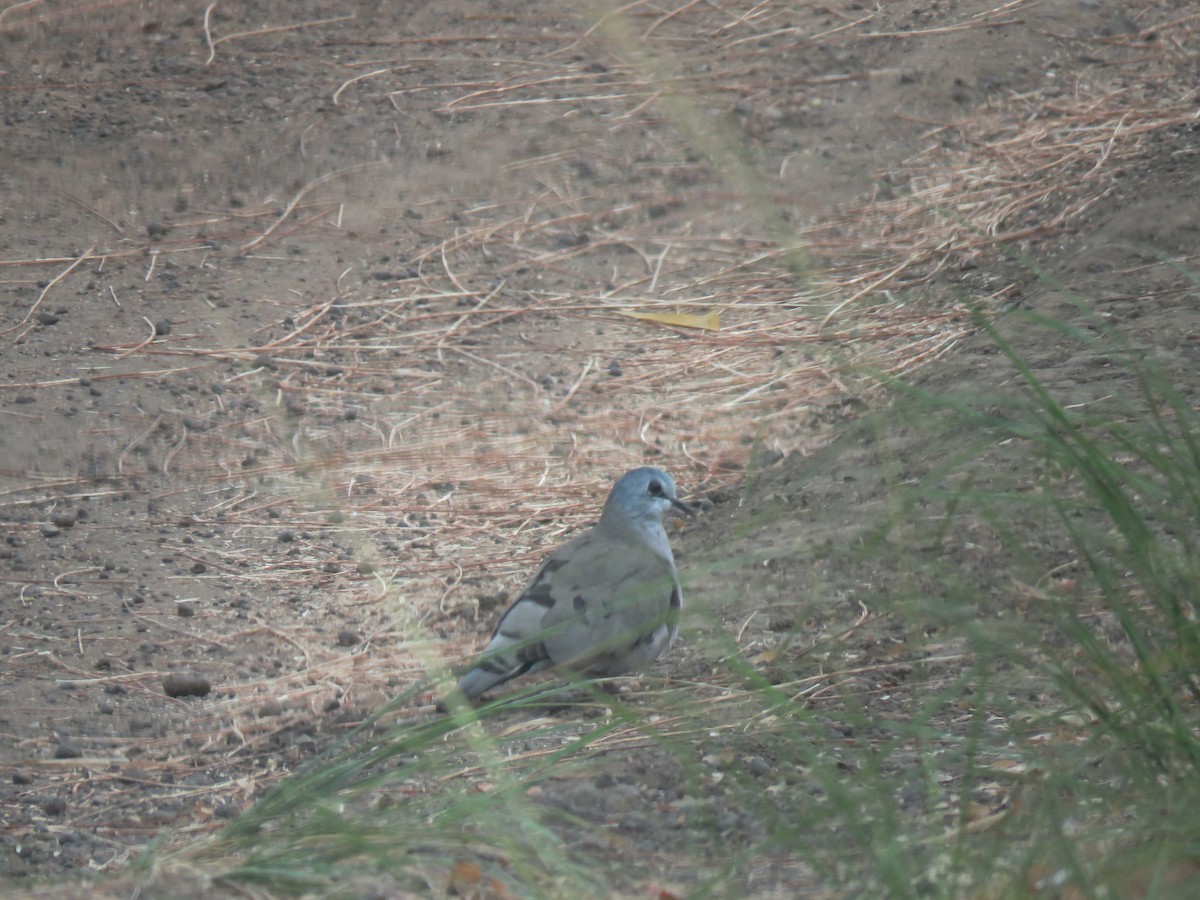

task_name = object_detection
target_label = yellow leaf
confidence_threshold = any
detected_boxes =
[621,310,720,331]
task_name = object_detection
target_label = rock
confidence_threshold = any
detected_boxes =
[746,755,773,777]
[257,699,284,717]
[214,800,239,819]
[336,628,359,647]
[54,741,83,759]
[162,672,211,698]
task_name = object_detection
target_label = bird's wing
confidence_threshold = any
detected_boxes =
[537,528,680,674]
[450,531,590,701]
[450,527,680,702]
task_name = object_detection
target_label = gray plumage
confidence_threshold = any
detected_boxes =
[445,467,690,706]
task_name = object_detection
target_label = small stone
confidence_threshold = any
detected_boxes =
[54,741,83,759]
[277,530,295,543]
[50,512,76,528]
[189,561,206,574]
[36,311,60,326]
[257,699,284,717]
[176,601,196,618]
[214,800,238,819]
[12,771,33,785]
[162,672,211,698]
[746,755,773,776]
[146,222,170,240]
[323,696,341,713]
[42,797,68,816]
[153,318,172,336]
[39,523,61,538]
[336,629,359,647]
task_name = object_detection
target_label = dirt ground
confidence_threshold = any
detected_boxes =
[2,0,1198,896]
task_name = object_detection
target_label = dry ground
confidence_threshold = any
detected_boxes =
[2,0,1198,896]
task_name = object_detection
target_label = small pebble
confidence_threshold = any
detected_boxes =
[50,512,76,528]
[336,629,360,647]
[214,801,238,819]
[54,742,83,759]
[746,755,773,777]
[42,797,68,816]
[12,771,33,785]
[36,311,60,326]
[153,318,172,336]
[257,699,284,717]
[162,672,211,698]
[39,523,60,538]
[176,601,196,618]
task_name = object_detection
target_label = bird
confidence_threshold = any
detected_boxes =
[441,467,691,707]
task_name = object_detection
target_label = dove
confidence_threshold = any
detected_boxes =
[442,467,691,707]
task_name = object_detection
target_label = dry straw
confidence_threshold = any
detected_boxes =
[1,0,1196,866]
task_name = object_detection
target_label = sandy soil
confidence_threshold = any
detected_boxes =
[1,0,1198,895]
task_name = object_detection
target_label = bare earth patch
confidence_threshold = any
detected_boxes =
[1,0,1198,895]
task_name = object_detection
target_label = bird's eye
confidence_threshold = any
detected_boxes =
[647,479,664,496]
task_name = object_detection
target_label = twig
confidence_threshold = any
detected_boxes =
[203,2,218,63]
[549,357,594,418]
[116,415,162,475]
[115,316,160,360]
[205,10,356,65]
[240,162,383,253]
[0,0,42,28]
[0,244,95,338]
[332,68,392,105]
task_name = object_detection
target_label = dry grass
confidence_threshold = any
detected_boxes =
[1,0,1197,873]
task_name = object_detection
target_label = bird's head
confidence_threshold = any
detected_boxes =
[603,466,692,525]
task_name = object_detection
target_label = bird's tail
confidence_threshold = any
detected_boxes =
[440,631,551,708]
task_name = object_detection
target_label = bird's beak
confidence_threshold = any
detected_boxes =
[670,496,695,517]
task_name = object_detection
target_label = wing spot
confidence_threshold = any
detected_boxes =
[525,583,556,608]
